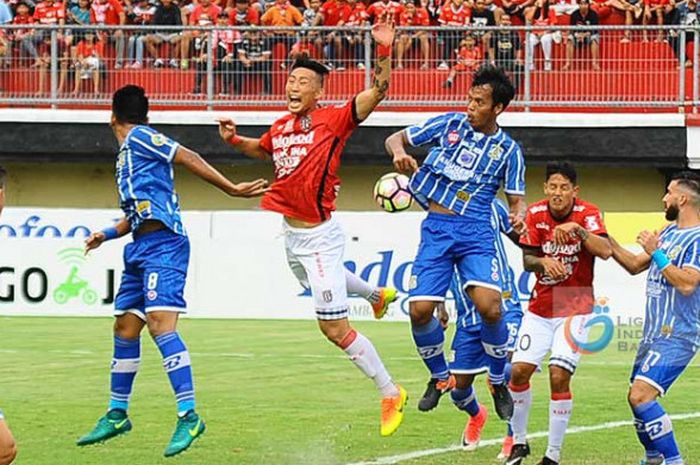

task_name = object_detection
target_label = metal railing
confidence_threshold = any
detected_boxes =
[0,24,698,110]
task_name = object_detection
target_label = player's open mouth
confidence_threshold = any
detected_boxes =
[288,96,302,104]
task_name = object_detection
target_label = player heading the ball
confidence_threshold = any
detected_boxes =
[77,85,268,458]
[385,65,526,422]
[218,15,408,437]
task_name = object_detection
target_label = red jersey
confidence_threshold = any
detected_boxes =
[399,6,430,25]
[229,6,260,25]
[11,14,34,38]
[644,0,668,5]
[259,99,359,223]
[454,45,481,71]
[33,1,65,24]
[320,0,350,26]
[340,2,367,25]
[190,3,222,24]
[520,198,607,318]
[438,4,470,25]
[76,40,104,57]
[290,40,320,58]
[90,0,123,25]
[366,0,403,23]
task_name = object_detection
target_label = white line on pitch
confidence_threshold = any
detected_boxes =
[344,412,700,465]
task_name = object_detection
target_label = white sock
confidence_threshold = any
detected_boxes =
[341,329,398,397]
[510,383,532,445]
[546,395,573,463]
[345,270,380,303]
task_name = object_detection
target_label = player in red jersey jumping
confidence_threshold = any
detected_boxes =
[506,162,612,465]
[217,18,407,437]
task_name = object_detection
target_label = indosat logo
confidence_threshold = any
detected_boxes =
[564,297,615,354]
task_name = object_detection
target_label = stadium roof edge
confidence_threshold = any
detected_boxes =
[0,109,686,128]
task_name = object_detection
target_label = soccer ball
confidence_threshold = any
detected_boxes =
[373,172,413,213]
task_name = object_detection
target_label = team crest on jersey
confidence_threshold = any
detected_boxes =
[447,130,460,145]
[661,324,673,336]
[147,290,158,301]
[300,116,312,132]
[151,134,167,146]
[136,200,152,215]
[584,215,599,231]
[117,150,126,167]
[667,245,682,260]
[488,144,503,160]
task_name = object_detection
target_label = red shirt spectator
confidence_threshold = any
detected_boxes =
[366,0,403,23]
[190,0,223,24]
[644,0,668,5]
[11,5,34,40]
[90,0,124,25]
[339,0,368,25]
[439,0,470,25]
[33,0,65,24]
[399,3,430,25]
[229,0,260,25]
[453,41,482,71]
[76,38,104,57]
[319,0,349,25]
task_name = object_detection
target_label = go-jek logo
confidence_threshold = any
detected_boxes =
[564,297,615,354]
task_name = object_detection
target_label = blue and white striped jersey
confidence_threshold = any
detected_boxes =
[452,199,520,327]
[116,125,185,236]
[405,112,525,218]
[644,224,700,349]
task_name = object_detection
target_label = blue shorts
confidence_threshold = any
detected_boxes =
[450,322,488,375]
[114,229,190,321]
[630,337,697,396]
[409,212,501,302]
[504,301,524,352]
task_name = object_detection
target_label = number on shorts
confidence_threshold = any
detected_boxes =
[519,334,531,351]
[642,350,661,370]
[147,272,159,290]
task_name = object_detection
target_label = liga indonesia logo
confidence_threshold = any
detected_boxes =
[564,297,615,354]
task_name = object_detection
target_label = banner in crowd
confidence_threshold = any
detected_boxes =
[0,208,652,322]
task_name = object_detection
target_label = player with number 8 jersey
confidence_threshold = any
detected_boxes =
[218,17,408,437]
[77,85,268,458]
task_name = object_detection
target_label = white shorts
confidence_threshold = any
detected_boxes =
[512,311,592,374]
[283,217,349,321]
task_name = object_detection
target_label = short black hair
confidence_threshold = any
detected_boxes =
[291,58,329,85]
[112,85,149,125]
[546,161,578,185]
[671,171,700,196]
[0,166,6,189]
[471,64,515,109]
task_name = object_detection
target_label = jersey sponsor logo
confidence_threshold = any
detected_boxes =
[530,204,548,213]
[542,241,582,255]
[271,131,316,150]
[136,200,152,215]
[667,245,682,260]
[447,130,460,145]
[117,150,126,168]
[536,222,550,230]
[147,290,158,301]
[151,134,167,146]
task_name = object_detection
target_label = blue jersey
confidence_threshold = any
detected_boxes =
[404,113,525,218]
[644,224,700,349]
[452,199,520,328]
[116,125,185,236]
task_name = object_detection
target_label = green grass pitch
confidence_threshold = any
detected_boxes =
[0,317,698,465]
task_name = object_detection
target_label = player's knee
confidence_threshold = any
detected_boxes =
[409,302,435,326]
[627,387,654,408]
[549,366,572,393]
[318,320,350,346]
[510,363,532,386]
[454,374,473,390]
[477,300,502,324]
[146,313,177,338]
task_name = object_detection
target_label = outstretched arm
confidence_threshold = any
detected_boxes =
[636,229,700,295]
[217,117,271,161]
[506,193,527,236]
[354,15,395,122]
[385,129,419,174]
[174,145,269,198]
[609,235,650,275]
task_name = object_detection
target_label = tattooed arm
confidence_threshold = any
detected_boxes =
[354,19,395,122]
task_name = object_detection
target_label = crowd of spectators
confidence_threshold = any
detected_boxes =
[0,0,696,95]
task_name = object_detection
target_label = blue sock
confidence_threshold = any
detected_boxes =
[634,401,682,464]
[451,387,480,417]
[109,336,141,412]
[154,332,196,416]
[481,320,508,384]
[411,317,449,380]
